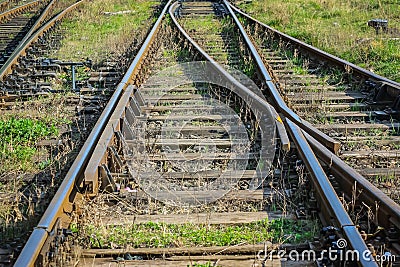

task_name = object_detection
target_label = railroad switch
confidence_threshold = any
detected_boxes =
[38,58,92,91]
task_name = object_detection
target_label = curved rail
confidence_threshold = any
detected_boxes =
[229,2,400,89]
[19,0,57,48]
[285,118,376,267]
[0,0,41,23]
[168,3,284,150]
[13,1,172,265]
[170,2,397,266]
[225,1,400,263]
[224,3,400,264]
[222,0,340,153]
[228,0,400,236]
[304,131,400,230]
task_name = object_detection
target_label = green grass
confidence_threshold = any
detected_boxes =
[76,218,317,249]
[53,0,158,65]
[0,118,59,172]
[0,118,58,145]
[238,0,400,82]
[0,94,74,173]
[180,15,222,35]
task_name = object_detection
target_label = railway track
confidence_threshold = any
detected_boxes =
[0,1,32,13]
[0,0,161,265]
[231,5,400,202]
[0,0,71,99]
[0,0,52,68]
[226,1,400,237]
[0,0,108,265]
[9,0,400,266]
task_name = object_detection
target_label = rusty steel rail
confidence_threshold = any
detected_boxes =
[304,131,400,231]
[0,0,79,80]
[229,3,400,90]
[170,2,397,266]
[0,0,41,23]
[0,0,58,79]
[13,1,172,265]
[285,118,377,267]
[226,1,400,263]
[222,0,340,153]
[19,0,57,49]
[225,2,400,264]
[228,0,400,239]
[83,0,172,195]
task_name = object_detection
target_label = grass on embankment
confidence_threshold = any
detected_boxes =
[53,0,158,66]
[0,95,73,174]
[237,0,400,82]
[74,218,317,249]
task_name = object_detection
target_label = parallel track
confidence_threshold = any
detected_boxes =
[0,0,51,70]
[11,1,400,266]
[0,1,88,265]
[231,5,400,196]
[0,0,83,100]
[228,1,400,242]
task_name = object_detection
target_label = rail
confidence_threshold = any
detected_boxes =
[285,118,376,267]
[12,0,176,265]
[0,0,81,79]
[304,131,400,231]
[222,0,340,153]
[229,0,400,239]
[19,0,57,49]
